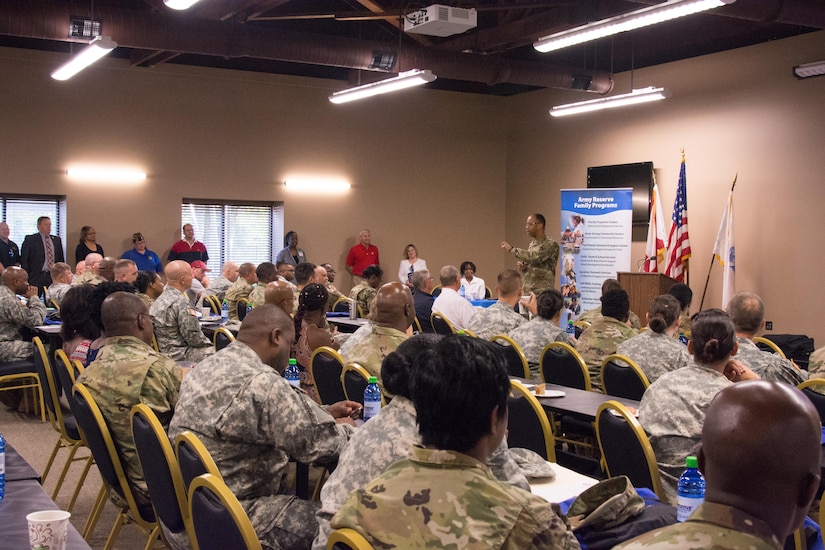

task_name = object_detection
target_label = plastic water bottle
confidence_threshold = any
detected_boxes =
[363,376,381,422]
[566,320,576,336]
[459,285,466,299]
[285,358,300,387]
[221,300,229,323]
[0,432,6,501]
[676,455,705,522]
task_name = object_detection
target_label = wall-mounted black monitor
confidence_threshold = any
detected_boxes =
[587,162,654,226]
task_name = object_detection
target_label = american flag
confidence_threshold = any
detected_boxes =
[664,154,691,281]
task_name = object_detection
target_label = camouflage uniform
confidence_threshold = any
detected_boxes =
[205,274,232,301]
[312,396,530,550]
[338,322,407,391]
[508,317,575,380]
[137,293,154,309]
[330,445,580,550]
[809,346,825,378]
[735,337,807,386]
[326,283,344,311]
[677,312,692,339]
[224,279,253,321]
[77,335,181,504]
[467,301,526,340]
[614,502,781,549]
[74,270,105,285]
[348,282,377,318]
[576,317,638,392]
[616,330,691,384]
[168,340,353,550]
[0,285,46,361]
[46,282,72,307]
[639,362,731,503]
[577,306,642,330]
[150,285,214,363]
[248,284,265,308]
[508,235,560,294]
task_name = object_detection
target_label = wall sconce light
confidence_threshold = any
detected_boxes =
[534,0,735,53]
[284,177,351,193]
[329,69,437,104]
[550,86,669,117]
[66,166,147,183]
[51,36,117,81]
[793,60,825,79]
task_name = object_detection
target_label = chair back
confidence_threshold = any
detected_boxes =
[490,335,530,379]
[430,312,456,335]
[204,295,221,315]
[53,349,80,413]
[72,382,157,525]
[311,346,347,405]
[573,320,590,339]
[130,404,190,538]
[73,359,85,377]
[595,400,665,500]
[152,332,160,352]
[328,527,375,550]
[798,379,825,425]
[430,286,442,297]
[754,336,787,358]
[237,298,249,321]
[601,354,650,400]
[341,363,370,405]
[508,381,556,462]
[412,316,423,334]
[212,327,235,351]
[484,286,492,299]
[188,474,262,550]
[175,431,224,492]
[539,342,591,391]
[332,296,351,314]
[33,336,73,435]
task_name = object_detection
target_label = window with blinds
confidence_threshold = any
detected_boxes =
[181,200,283,267]
[0,194,66,246]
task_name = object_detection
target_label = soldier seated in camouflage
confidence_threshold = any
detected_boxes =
[618,380,821,549]
[509,288,574,380]
[77,292,182,508]
[46,262,74,307]
[264,280,295,316]
[205,261,238,302]
[726,292,807,386]
[331,335,581,549]
[467,269,530,340]
[347,264,382,318]
[224,262,258,321]
[169,305,360,550]
[638,309,759,503]
[667,282,692,339]
[75,252,106,285]
[0,266,46,362]
[247,261,278,308]
[576,289,638,392]
[578,278,642,330]
[314,334,529,550]
[150,260,214,363]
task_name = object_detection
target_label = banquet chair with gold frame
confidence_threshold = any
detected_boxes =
[188,473,262,550]
[508,380,556,462]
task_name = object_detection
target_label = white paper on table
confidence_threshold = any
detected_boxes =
[530,462,599,504]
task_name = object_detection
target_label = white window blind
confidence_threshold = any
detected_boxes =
[1,195,66,247]
[182,200,283,267]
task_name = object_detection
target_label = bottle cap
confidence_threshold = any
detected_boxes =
[289,358,297,365]
[368,376,378,383]
[685,455,698,468]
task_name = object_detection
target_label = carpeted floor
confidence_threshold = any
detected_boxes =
[1,403,157,549]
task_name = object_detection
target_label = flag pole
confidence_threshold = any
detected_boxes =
[698,173,737,310]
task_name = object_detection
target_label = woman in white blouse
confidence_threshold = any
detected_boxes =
[460,260,486,300]
[398,244,427,288]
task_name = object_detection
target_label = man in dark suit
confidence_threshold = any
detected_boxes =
[20,216,65,296]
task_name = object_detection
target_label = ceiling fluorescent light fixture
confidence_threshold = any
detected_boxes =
[329,69,436,104]
[550,86,669,117]
[51,36,117,81]
[534,0,736,53]
[284,177,351,193]
[793,60,825,79]
[163,0,202,9]
[66,166,147,183]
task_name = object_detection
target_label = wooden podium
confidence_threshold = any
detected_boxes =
[617,272,678,327]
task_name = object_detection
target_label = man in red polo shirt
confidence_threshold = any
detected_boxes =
[345,229,379,284]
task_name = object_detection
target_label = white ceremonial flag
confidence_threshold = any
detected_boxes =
[712,188,735,308]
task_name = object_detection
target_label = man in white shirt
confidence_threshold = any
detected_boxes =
[432,265,476,331]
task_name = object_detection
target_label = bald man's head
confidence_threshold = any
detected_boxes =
[701,381,821,540]
[85,253,103,273]
[100,292,153,343]
[98,257,116,282]
[264,280,295,315]
[236,304,295,373]
[165,260,193,291]
[373,282,414,332]
[1,266,29,294]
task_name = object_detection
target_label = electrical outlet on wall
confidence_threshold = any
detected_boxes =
[765,321,773,330]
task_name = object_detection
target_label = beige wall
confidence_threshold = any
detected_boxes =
[504,30,825,346]
[3,30,824,345]
[0,47,507,292]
